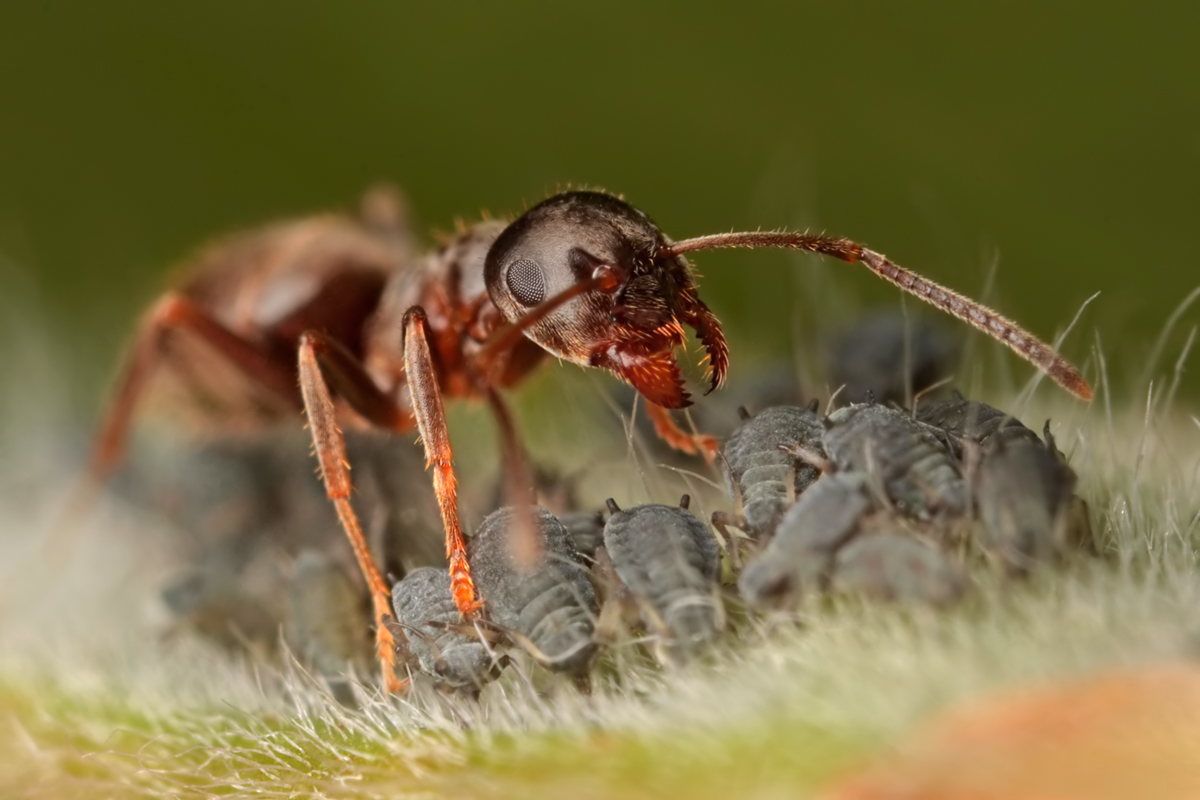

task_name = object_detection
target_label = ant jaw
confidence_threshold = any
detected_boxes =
[590,341,691,409]
[678,297,729,395]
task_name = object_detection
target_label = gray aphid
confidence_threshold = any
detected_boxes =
[467,506,600,679]
[719,403,826,538]
[559,510,607,563]
[602,497,723,660]
[824,402,968,520]
[390,566,503,694]
[286,550,369,678]
[974,423,1083,573]
[738,473,875,607]
[830,530,966,606]
[824,309,958,408]
[915,392,1041,454]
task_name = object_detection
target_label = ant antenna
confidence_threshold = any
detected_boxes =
[662,232,1092,401]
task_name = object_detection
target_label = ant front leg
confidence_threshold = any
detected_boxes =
[402,308,480,617]
[297,331,410,693]
[644,402,719,463]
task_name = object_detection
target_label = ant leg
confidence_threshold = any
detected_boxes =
[298,335,409,694]
[644,402,719,463]
[89,292,301,482]
[401,307,480,617]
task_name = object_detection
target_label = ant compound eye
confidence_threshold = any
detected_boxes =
[505,258,546,307]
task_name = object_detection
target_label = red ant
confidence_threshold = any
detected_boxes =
[87,187,1092,691]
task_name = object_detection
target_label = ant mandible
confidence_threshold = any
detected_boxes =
[88,187,1091,692]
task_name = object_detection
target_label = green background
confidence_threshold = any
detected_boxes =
[1,1,1196,407]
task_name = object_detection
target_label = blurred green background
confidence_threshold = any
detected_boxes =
[0,1,1197,410]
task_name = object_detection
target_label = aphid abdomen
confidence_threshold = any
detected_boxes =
[738,473,874,607]
[831,530,966,606]
[558,510,606,564]
[721,405,826,537]
[825,403,967,520]
[603,503,722,658]
[975,437,1077,573]
[468,506,600,678]
[391,566,498,692]
[915,396,1039,451]
[286,549,369,681]
[739,463,797,539]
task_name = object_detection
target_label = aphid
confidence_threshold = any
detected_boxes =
[973,422,1086,573]
[714,402,826,546]
[824,309,958,407]
[738,472,875,607]
[915,390,1041,455]
[285,550,370,701]
[89,188,1092,689]
[466,506,600,683]
[389,566,506,695]
[559,510,607,564]
[823,402,968,520]
[602,495,723,662]
[830,528,967,606]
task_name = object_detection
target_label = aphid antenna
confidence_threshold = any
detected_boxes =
[909,376,956,416]
[780,443,834,474]
[825,384,847,416]
[654,463,728,494]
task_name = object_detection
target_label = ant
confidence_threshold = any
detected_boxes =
[87,187,1092,692]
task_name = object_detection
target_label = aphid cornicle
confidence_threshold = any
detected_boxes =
[466,506,601,682]
[602,496,723,662]
[390,566,506,695]
[823,402,968,520]
[90,185,1093,691]
[715,402,827,544]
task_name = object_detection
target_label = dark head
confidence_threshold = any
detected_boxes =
[485,191,728,408]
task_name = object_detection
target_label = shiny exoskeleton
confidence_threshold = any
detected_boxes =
[717,402,826,539]
[824,402,968,520]
[466,506,600,681]
[602,496,723,662]
[390,566,505,695]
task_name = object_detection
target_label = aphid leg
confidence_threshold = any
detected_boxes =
[298,336,408,693]
[779,443,835,474]
[711,510,750,569]
[663,232,1093,401]
[483,389,541,565]
[89,292,301,482]
[644,402,719,462]
[401,308,481,617]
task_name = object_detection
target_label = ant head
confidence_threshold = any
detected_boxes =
[485,191,727,408]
